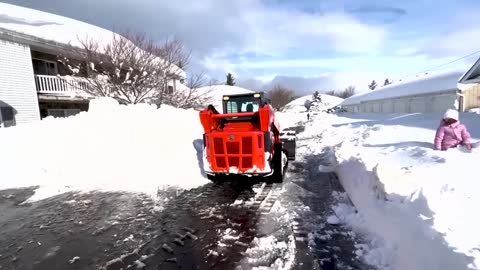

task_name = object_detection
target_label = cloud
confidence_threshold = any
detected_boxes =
[237,71,393,96]
[350,6,407,16]
[238,74,336,96]
[6,0,477,97]
[414,8,480,58]
[3,0,387,76]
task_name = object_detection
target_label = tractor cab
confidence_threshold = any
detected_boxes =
[222,92,269,114]
[220,92,270,122]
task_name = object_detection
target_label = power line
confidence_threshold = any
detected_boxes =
[418,50,480,73]
[399,49,480,80]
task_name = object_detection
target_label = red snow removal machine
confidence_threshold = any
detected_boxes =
[199,92,296,183]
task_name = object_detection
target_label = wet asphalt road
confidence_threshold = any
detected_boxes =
[0,124,371,270]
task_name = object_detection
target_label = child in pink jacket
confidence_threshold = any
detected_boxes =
[434,109,471,151]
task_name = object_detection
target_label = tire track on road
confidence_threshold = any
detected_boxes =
[115,181,284,270]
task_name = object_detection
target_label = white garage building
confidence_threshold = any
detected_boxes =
[340,70,473,113]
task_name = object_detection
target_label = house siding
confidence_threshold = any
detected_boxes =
[462,84,480,111]
[0,39,40,125]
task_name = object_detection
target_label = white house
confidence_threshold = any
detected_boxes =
[0,3,185,127]
[339,67,480,113]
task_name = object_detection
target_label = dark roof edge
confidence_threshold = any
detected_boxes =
[0,27,84,57]
[459,56,480,84]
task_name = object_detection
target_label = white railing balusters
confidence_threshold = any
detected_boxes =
[34,75,89,93]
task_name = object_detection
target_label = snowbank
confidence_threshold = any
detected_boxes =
[0,98,208,201]
[300,111,480,269]
[283,94,343,113]
[196,85,254,110]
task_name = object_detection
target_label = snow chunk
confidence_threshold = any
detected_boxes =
[68,256,80,264]
[326,215,340,225]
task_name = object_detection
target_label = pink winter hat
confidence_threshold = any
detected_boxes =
[444,109,459,120]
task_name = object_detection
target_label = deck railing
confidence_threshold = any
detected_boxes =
[34,75,89,93]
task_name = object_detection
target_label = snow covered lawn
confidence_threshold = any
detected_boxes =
[300,111,480,270]
[0,98,208,201]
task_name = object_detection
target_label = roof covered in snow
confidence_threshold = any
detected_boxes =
[340,70,465,106]
[0,3,115,48]
[0,3,185,78]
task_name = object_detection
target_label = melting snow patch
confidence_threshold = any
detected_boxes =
[243,235,295,269]
[68,256,80,264]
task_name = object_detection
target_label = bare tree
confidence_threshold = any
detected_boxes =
[60,32,191,106]
[340,86,356,99]
[325,90,336,96]
[266,85,296,110]
[163,70,213,110]
[325,87,355,99]
[153,37,191,71]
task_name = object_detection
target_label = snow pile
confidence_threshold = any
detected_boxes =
[0,97,208,201]
[300,111,480,270]
[283,94,343,113]
[196,85,254,110]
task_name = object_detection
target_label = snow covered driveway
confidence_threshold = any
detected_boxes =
[0,161,366,270]
[4,96,477,269]
[0,117,369,270]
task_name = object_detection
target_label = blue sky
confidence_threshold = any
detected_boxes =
[4,0,480,94]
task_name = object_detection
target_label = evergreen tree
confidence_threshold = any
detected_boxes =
[312,91,322,102]
[226,73,235,86]
[368,80,377,90]
[384,78,392,86]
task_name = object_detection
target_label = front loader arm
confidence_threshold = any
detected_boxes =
[199,104,275,134]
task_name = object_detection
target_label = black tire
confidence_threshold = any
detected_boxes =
[269,143,284,183]
[207,174,223,183]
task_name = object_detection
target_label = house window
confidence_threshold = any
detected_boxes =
[47,109,81,118]
[32,58,58,75]
[168,85,174,94]
[0,106,16,127]
[180,79,185,84]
